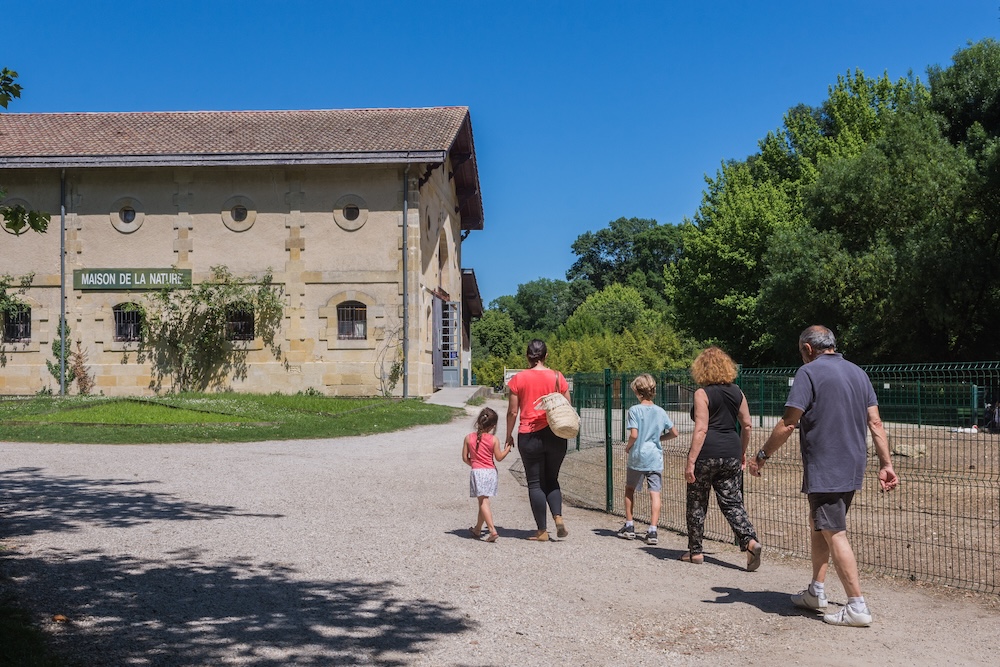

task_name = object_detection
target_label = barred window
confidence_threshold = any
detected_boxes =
[226,306,255,341]
[113,303,143,342]
[2,304,31,343]
[337,301,367,340]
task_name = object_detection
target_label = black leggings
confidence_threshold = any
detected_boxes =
[518,426,568,531]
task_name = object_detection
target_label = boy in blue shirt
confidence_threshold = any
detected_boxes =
[618,374,678,544]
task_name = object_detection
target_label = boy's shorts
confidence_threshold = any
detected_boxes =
[626,468,662,492]
[808,491,855,532]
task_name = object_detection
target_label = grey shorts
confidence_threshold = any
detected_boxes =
[808,491,855,532]
[626,468,662,492]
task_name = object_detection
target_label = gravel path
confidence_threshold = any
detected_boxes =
[1,398,996,666]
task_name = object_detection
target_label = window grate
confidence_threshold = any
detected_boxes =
[113,304,143,342]
[226,306,255,341]
[337,301,367,340]
[3,305,31,343]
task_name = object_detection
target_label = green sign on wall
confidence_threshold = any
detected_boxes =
[73,268,192,291]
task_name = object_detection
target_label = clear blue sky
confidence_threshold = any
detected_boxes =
[5,1,998,305]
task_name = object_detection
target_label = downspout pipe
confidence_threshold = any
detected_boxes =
[59,170,67,397]
[402,165,409,398]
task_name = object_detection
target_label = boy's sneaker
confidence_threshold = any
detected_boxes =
[791,588,828,611]
[643,530,658,545]
[617,523,635,540]
[823,605,873,627]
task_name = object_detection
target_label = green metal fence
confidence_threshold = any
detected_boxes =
[562,363,1000,594]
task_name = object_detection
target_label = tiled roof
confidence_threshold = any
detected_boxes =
[0,107,470,160]
[0,106,485,230]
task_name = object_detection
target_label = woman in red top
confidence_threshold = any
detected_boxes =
[505,339,572,541]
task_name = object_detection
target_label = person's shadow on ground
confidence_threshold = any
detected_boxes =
[591,528,747,570]
[640,545,746,570]
[706,586,828,619]
[447,526,555,541]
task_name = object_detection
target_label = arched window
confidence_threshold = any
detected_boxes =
[226,305,255,341]
[337,301,367,340]
[2,304,31,342]
[113,303,143,342]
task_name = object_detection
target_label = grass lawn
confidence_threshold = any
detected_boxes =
[0,393,459,444]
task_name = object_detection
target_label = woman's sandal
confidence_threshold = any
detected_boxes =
[469,527,481,540]
[746,541,763,572]
[486,532,499,543]
[528,530,550,541]
[679,551,704,564]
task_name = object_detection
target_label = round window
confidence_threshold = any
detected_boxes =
[110,197,144,233]
[119,206,136,224]
[333,194,368,231]
[221,196,256,232]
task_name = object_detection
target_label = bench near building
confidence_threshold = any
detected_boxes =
[0,107,484,396]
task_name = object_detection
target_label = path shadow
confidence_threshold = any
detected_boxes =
[0,547,475,666]
[705,586,824,619]
[0,467,283,538]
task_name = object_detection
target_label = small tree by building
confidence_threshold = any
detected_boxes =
[137,265,285,392]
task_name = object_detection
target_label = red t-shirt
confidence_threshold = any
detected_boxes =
[467,432,498,469]
[507,368,569,434]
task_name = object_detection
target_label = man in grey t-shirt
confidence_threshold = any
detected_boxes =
[749,325,899,627]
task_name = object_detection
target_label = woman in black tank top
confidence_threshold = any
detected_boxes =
[681,347,762,571]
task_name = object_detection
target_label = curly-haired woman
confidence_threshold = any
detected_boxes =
[681,346,762,571]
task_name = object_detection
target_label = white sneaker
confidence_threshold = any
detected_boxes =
[791,588,828,611]
[823,605,873,627]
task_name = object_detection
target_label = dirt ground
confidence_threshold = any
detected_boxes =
[0,397,997,666]
[564,408,1000,595]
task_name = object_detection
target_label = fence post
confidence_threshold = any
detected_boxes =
[573,374,581,451]
[621,373,628,442]
[917,378,922,428]
[758,374,765,428]
[605,368,613,513]
[971,384,979,427]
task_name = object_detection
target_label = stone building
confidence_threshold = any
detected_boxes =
[0,107,484,396]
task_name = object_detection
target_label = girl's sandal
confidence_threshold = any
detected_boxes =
[486,532,499,543]
[469,527,481,540]
[679,551,704,564]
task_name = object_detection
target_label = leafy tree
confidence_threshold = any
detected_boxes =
[547,320,694,373]
[0,68,21,108]
[567,217,681,310]
[471,309,519,359]
[489,278,584,334]
[667,161,799,363]
[0,68,50,236]
[137,265,285,392]
[46,317,77,388]
[667,69,928,364]
[928,38,1000,144]
[561,283,647,337]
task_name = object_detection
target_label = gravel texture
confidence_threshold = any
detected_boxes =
[1,398,996,666]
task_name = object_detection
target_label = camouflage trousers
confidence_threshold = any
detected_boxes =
[686,457,758,555]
